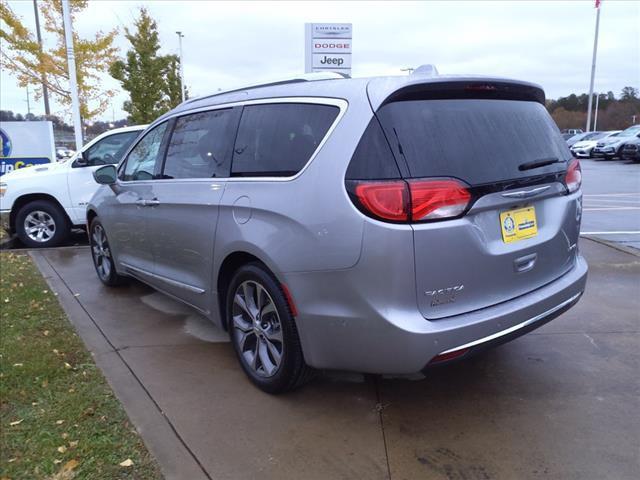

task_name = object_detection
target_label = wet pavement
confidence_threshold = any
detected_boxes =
[30,238,640,480]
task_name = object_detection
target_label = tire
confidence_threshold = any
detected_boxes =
[226,263,314,393]
[15,200,70,248]
[89,218,127,286]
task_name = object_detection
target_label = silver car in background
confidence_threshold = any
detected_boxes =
[87,72,588,393]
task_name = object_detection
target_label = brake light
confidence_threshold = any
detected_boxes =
[354,181,409,221]
[565,159,582,193]
[349,178,471,222]
[409,179,471,221]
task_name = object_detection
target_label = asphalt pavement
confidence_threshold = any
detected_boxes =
[31,238,640,480]
[580,158,640,250]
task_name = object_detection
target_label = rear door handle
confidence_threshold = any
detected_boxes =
[514,253,537,273]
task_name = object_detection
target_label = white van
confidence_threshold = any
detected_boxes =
[0,125,145,247]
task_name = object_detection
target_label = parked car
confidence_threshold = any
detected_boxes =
[56,147,75,161]
[566,131,602,147]
[592,125,640,160]
[562,128,583,135]
[87,72,587,393]
[0,125,145,247]
[620,137,640,163]
[570,130,621,158]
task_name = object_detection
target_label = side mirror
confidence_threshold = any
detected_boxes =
[93,164,117,185]
[73,151,89,168]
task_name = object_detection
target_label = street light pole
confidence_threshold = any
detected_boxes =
[176,31,186,102]
[593,92,600,131]
[61,0,83,151]
[585,3,601,132]
[32,0,50,116]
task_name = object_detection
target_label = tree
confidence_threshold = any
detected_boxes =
[0,0,118,120]
[109,8,185,124]
[620,86,639,102]
[161,54,186,111]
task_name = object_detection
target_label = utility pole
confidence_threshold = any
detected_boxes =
[585,1,601,132]
[25,84,31,116]
[593,93,600,131]
[33,0,50,116]
[176,31,186,102]
[61,0,83,150]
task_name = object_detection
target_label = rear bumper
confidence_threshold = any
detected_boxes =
[570,148,592,158]
[288,255,588,374]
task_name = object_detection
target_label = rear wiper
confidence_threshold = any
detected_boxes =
[518,157,561,171]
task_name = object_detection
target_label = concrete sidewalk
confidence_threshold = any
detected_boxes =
[31,238,640,480]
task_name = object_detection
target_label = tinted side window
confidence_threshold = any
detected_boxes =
[345,118,401,180]
[163,109,237,179]
[85,131,139,166]
[122,123,168,181]
[231,103,339,177]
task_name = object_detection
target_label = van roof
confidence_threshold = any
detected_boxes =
[160,73,545,120]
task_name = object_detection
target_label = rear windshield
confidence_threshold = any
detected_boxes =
[377,99,572,185]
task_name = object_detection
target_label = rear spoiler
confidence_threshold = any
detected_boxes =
[368,76,546,110]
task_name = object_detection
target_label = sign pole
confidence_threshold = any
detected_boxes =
[176,31,186,102]
[585,2,601,132]
[61,0,83,151]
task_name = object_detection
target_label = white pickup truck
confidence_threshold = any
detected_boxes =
[0,125,145,247]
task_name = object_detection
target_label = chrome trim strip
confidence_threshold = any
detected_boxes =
[121,262,206,294]
[439,291,582,355]
[501,185,551,199]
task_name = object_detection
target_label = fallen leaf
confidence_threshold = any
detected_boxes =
[43,330,50,336]
[61,433,69,439]
[64,362,72,370]
[57,445,67,453]
[69,441,78,448]
[8,458,16,463]
[56,420,65,425]
[54,459,62,464]
[49,459,79,480]
[13,363,23,367]
[9,419,23,426]
[53,349,59,355]
[119,458,134,467]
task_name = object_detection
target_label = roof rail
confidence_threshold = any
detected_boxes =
[182,71,348,106]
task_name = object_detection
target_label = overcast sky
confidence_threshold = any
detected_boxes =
[1,0,638,121]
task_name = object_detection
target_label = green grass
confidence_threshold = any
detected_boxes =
[0,252,161,479]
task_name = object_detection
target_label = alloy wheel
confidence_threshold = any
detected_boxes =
[91,224,112,280]
[232,280,284,377]
[24,210,56,243]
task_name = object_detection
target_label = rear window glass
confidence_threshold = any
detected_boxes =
[345,118,401,180]
[231,103,339,177]
[377,99,572,185]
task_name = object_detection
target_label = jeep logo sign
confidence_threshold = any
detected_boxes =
[305,23,352,77]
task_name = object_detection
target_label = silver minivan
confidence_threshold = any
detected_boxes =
[88,72,588,393]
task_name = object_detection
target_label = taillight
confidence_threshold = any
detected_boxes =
[353,181,409,221]
[565,159,582,193]
[409,179,471,221]
[348,178,471,223]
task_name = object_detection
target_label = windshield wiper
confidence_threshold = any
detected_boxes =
[518,157,562,171]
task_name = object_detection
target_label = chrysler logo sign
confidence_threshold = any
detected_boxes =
[305,23,352,76]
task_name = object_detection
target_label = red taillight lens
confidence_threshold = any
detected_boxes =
[354,181,409,221]
[350,178,471,223]
[409,179,471,221]
[428,348,470,365]
[565,159,582,193]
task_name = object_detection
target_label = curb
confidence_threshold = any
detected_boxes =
[29,251,211,480]
[581,235,640,257]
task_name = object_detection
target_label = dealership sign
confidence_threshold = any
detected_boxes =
[0,121,55,176]
[305,23,352,77]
